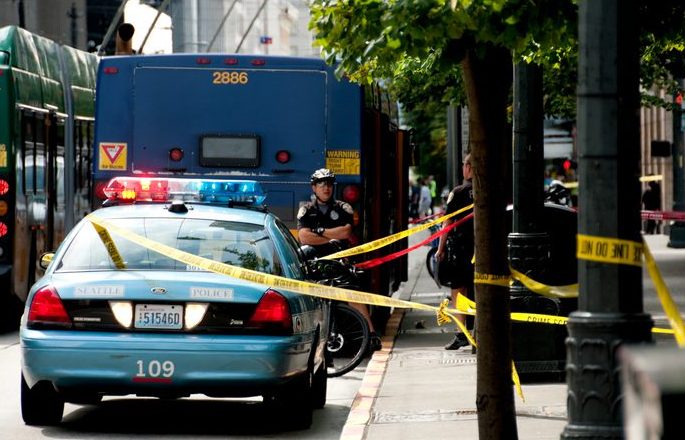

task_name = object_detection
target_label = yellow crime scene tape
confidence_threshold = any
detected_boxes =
[474,272,512,287]
[86,211,527,399]
[85,213,439,312]
[85,206,682,400]
[577,234,643,267]
[321,204,474,260]
[91,222,127,269]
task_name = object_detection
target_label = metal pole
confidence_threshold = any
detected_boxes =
[68,3,78,48]
[97,0,128,56]
[57,46,75,231]
[17,0,25,28]
[138,0,172,54]
[205,0,239,52]
[511,62,544,234]
[562,1,652,437]
[446,104,461,189]
[235,0,269,54]
[668,78,685,247]
[509,61,557,379]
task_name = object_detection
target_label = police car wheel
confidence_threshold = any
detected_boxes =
[311,362,327,409]
[264,372,313,430]
[21,374,64,426]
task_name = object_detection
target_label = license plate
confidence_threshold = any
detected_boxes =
[134,304,183,329]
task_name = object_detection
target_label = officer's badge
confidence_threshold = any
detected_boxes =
[297,206,307,219]
[330,210,339,220]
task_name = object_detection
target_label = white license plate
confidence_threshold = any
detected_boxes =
[134,304,183,329]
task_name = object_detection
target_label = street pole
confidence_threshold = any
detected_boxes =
[668,78,685,247]
[17,0,25,28]
[562,1,653,438]
[446,104,463,189]
[68,3,78,48]
[509,62,558,379]
[510,62,545,242]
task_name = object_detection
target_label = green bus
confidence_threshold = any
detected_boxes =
[0,26,97,327]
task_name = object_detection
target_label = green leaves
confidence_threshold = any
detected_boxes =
[310,0,685,135]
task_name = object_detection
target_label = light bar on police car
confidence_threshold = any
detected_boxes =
[102,177,266,206]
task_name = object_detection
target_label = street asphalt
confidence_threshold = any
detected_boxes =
[341,228,682,440]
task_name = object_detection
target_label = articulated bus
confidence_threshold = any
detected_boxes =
[92,54,409,320]
[0,26,97,326]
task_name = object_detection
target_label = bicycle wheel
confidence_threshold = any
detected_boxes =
[326,303,370,377]
[426,246,437,279]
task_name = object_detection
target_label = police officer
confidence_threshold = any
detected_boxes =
[297,168,382,351]
[297,168,355,256]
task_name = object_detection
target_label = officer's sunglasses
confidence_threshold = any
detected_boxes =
[314,181,334,188]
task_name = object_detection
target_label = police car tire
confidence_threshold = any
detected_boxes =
[21,374,64,426]
[311,362,327,409]
[265,372,313,429]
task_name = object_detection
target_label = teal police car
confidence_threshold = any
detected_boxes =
[20,178,329,429]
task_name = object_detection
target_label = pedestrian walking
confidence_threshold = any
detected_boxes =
[409,179,420,220]
[418,178,433,217]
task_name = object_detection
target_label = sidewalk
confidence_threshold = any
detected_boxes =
[342,230,681,440]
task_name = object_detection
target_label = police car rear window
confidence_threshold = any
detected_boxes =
[56,218,283,275]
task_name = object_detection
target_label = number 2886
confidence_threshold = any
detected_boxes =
[212,71,248,85]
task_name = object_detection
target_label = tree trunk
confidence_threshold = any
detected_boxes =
[461,44,518,439]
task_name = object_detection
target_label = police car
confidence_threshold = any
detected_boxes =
[20,177,329,430]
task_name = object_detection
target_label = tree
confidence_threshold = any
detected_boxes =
[310,1,685,438]
[310,1,575,438]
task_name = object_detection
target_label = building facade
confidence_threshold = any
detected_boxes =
[167,0,318,56]
[0,0,89,49]
[641,90,675,215]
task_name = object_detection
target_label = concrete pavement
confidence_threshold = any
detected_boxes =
[341,229,682,440]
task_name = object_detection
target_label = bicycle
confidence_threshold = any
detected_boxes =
[302,250,371,378]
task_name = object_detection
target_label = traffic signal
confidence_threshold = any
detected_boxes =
[562,159,575,171]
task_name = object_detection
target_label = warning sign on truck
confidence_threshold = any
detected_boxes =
[98,143,127,171]
[325,150,360,175]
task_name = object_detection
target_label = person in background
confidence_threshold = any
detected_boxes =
[435,154,474,350]
[418,178,433,217]
[427,175,437,207]
[642,180,662,234]
[297,168,382,352]
[409,179,420,220]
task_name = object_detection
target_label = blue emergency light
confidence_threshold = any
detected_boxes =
[103,177,266,207]
[196,180,266,205]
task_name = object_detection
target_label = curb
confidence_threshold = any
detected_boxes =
[339,307,405,440]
